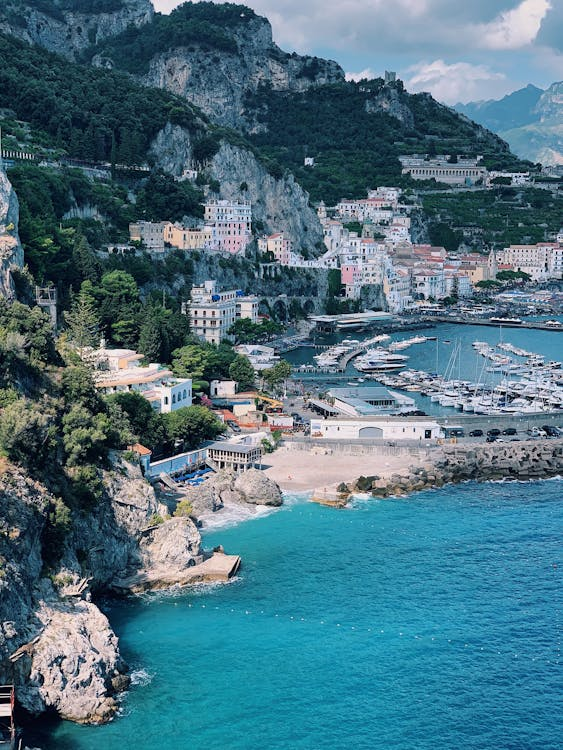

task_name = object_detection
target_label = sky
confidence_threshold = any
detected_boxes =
[152,0,563,104]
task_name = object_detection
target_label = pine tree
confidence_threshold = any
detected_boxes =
[64,288,100,357]
[72,233,100,284]
[138,307,163,363]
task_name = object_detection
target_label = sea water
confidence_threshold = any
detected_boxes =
[35,481,561,750]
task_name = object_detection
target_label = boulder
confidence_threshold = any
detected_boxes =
[140,517,201,571]
[22,600,128,724]
[234,469,283,506]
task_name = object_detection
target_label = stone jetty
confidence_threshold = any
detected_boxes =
[340,439,563,499]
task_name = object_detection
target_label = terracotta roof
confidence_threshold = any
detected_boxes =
[129,443,152,456]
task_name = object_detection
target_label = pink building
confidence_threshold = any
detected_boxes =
[258,232,293,265]
[204,200,252,254]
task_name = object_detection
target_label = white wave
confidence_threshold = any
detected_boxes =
[199,501,279,532]
[129,668,153,687]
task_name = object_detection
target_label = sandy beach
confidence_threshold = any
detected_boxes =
[262,445,431,492]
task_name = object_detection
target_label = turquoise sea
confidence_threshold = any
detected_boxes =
[35,480,562,750]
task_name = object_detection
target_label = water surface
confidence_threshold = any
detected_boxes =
[39,481,562,750]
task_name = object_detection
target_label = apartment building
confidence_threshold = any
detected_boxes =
[257,232,293,265]
[494,243,563,281]
[204,200,252,254]
[164,223,214,250]
[185,281,258,345]
[129,221,168,250]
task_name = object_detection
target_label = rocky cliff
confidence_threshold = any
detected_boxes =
[0,458,167,723]
[151,125,324,253]
[0,169,24,299]
[141,13,343,130]
[0,455,283,725]
[0,0,153,60]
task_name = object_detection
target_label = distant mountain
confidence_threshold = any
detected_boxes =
[455,83,563,165]
[455,85,544,132]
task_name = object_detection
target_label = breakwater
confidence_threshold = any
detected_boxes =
[347,439,563,498]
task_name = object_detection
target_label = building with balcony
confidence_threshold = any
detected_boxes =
[185,281,259,344]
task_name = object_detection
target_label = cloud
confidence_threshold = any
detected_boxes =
[345,69,380,82]
[404,60,509,104]
[477,0,551,50]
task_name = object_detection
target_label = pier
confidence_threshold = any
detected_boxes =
[112,552,241,593]
[424,316,563,331]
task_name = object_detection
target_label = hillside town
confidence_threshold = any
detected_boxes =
[126,185,563,314]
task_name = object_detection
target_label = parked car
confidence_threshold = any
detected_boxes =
[502,427,517,436]
[469,429,483,437]
[226,420,241,433]
[527,427,546,437]
[487,428,501,437]
[541,425,560,437]
[486,435,498,443]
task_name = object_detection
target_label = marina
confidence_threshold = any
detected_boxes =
[286,321,563,418]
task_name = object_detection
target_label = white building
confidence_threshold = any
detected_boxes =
[494,243,563,281]
[310,417,442,441]
[400,155,487,185]
[234,344,279,371]
[185,281,259,345]
[88,345,192,413]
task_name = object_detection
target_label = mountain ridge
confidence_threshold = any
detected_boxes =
[455,82,563,165]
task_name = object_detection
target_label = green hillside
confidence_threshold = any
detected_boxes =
[0,32,204,165]
[245,79,532,205]
[87,2,259,74]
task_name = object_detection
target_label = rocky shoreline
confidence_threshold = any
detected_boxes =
[337,439,563,500]
[0,457,281,727]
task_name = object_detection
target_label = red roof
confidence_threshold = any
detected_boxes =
[129,443,152,456]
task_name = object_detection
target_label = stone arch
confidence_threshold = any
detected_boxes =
[303,298,315,315]
[273,298,288,322]
[259,298,271,317]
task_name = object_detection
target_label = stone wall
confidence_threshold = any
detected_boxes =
[348,439,563,498]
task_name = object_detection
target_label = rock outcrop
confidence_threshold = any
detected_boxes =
[180,469,283,519]
[140,14,342,131]
[23,599,128,724]
[0,0,153,60]
[234,469,283,506]
[150,129,324,253]
[0,169,24,298]
[0,457,196,725]
[365,87,414,129]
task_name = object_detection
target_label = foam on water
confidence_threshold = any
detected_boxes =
[35,480,562,750]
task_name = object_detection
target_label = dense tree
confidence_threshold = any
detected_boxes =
[0,398,55,470]
[138,306,164,363]
[64,287,100,356]
[62,405,112,466]
[228,354,255,391]
[105,391,166,451]
[262,360,291,391]
[162,405,224,451]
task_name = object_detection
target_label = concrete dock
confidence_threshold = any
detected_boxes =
[112,552,241,594]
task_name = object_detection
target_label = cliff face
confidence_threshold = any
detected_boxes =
[0,458,187,724]
[210,142,324,252]
[122,14,343,130]
[0,170,24,299]
[0,0,153,60]
[150,126,324,253]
